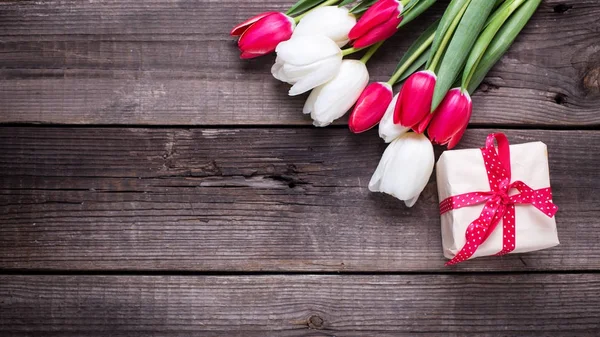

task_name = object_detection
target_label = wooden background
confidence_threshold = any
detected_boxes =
[1,0,599,335]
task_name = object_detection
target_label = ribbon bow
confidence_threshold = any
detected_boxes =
[439,133,558,266]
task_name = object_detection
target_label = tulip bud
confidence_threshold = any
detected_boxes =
[369,132,435,207]
[293,6,357,47]
[303,60,370,127]
[272,35,343,96]
[378,93,410,143]
[393,70,436,130]
[427,88,472,149]
[348,82,393,133]
[348,0,403,49]
[231,12,295,59]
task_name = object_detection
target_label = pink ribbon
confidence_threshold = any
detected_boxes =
[439,133,558,266]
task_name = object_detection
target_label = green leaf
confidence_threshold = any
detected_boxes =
[395,50,431,83]
[402,0,421,13]
[494,0,505,8]
[287,0,328,16]
[394,18,439,74]
[426,0,471,68]
[484,0,518,28]
[338,0,356,6]
[467,0,542,93]
[431,0,497,111]
[349,0,377,14]
[462,0,527,89]
[399,0,438,28]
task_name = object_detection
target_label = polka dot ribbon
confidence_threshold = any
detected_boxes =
[440,133,558,266]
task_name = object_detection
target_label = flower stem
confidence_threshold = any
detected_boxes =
[387,34,435,85]
[342,46,365,56]
[427,0,471,72]
[360,41,384,64]
[293,0,341,23]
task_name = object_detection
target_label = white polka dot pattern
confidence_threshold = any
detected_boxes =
[439,134,559,266]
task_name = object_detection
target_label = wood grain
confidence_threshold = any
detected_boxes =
[1,274,599,336]
[0,0,599,126]
[1,127,598,272]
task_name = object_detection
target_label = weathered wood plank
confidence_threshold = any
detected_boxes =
[0,0,599,125]
[0,127,598,272]
[1,274,599,336]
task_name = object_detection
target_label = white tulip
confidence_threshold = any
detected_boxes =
[271,35,343,96]
[303,59,369,127]
[369,132,434,208]
[379,93,410,143]
[292,6,356,47]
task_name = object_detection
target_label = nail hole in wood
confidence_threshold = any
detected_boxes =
[554,93,567,105]
[553,4,573,13]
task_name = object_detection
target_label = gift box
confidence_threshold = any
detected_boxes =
[436,133,559,265]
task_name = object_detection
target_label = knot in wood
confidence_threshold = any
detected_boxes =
[583,67,600,95]
[308,314,324,329]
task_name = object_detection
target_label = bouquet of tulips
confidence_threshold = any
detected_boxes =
[231,0,542,207]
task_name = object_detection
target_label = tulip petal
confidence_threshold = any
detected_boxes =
[379,93,410,143]
[238,13,294,56]
[277,58,329,84]
[288,57,342,96]
[271,57,286,82]
[369,132,434,208]
[352,15,402,49]
[447,126,467,149]
[394,70,436,128]
[349,0,401,40]
[310,60,369,127]
[275,35,341,66]
[288,59,341,96]
[414,112,434,134]
[302,87,321,115]
[230,11,278,36]
[293,6,357,47]
[349,82,393,133]
[240,51,266,59]
[404,196,419,208]
[427,88,472,148]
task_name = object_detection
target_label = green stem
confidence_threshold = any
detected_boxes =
[342,46,365,57]
[427,0,471,72]
[360,41,384,64]
[400,0,411,6]
[293,0,341,23]
[387,33,435,85]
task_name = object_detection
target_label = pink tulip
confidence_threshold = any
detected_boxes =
[349,82,393,133]
[427,88,472,149]
[393,70,437,131]
[231,12,295,59]
[348,0,403,49]
[414,111,435,134]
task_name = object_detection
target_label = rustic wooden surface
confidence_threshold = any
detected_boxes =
[1,0,600,335]
[0,0,599,126]
[1,274,600,336]
[1,128,599,272]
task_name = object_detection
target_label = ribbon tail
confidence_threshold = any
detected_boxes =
[495,205,516,256]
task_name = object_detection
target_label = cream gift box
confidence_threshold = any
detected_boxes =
[436,138,559,262]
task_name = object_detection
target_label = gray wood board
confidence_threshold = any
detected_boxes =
[1,127,597,272]
[0,0,599,125]
[1,274,599,336]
